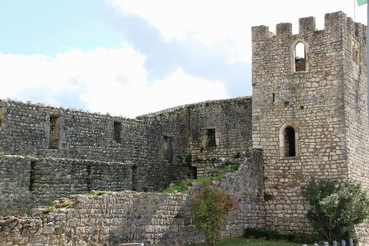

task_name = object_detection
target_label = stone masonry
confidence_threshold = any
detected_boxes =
[252,11,369,241]
[0,152,264,246]
[1,10,369,245]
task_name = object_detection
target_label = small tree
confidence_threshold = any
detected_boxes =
[303,178,369,241]
[191,179,240,246]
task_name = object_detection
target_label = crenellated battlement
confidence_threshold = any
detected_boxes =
[252,11,366,42]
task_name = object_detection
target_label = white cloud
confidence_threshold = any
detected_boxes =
[0,44,228,118]
[2,0,365,119]
[108,0,250,62]
[107,0,366,62]
[145,67,228,111]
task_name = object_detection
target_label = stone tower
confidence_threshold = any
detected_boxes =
[251,11,369,233]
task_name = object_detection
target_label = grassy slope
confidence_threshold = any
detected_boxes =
[192,237,304,246]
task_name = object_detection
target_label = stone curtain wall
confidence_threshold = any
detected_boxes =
[0,99,153,163]
[0,153,187,218]
[218,150,265,237]
[139,97,253,177]
[0,152,265,246]
[0,96,254,216]
[1,192,196,246]
[0,156,33,216]
[187,98,252,163]
[0,155,133,216]
[0,99,175,210]
[251,11,369,234]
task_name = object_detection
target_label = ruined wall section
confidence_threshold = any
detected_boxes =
[139,97,253,177]
[137,106,193,183]
[0,97,254,216]
[251,11,357,232]
[187,98,252,168]
[0,156,33,216]
[0,101,45,155]
[0,99,184,215]
[0,155,133,216]
[0,150,265,246]
[218,149,265,236]
[0,99,150,163]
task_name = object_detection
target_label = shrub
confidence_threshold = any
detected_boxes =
[302,179,369,242]
[191,180,240,246]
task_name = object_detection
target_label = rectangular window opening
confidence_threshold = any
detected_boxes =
[49,116,60,149]
[113,121,122,143]
[29,161,36,191]
[132,165,138,191]
[0,106,3,127]
[206,128,216,147]
[162,136,173,162]
[87,165,93,192]
[192,167,197,179]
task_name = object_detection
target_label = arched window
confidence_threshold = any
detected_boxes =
[279,123,298,157]
[284,127,295,156]
[295,42,306,72]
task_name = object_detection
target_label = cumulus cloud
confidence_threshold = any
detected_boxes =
[107,0,250,62]
[0,44,228,118]
[106,0,365,63]
[2,0,363,119]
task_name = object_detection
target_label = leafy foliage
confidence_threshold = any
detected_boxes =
[302,179,369,242]
[191,180,240,246]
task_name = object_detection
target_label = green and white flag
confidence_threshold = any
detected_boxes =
[357,0,367,6]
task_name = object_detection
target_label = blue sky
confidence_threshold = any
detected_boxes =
[0,0,366,118]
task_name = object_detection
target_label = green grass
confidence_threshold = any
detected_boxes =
[163,160,241,193]
[192,237,302,246]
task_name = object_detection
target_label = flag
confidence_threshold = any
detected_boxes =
[357,0,367,6]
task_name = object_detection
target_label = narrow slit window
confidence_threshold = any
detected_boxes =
[295,42,306,72]
[0,106,3,127]
[206,128,216,147]
[272,93,275,103]
[87,165,93,192]
[132,165,138,191]
[352,45,359,64]
[29,161,36,191]
[113,121,122,143]
[162,136,173,162]
[49,116,60,149]
[284,126,296,156]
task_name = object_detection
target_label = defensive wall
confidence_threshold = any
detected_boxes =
[0,96,252,216]
[0,151,264,246]
[1,10,369,245]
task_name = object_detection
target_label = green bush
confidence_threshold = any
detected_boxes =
[302,179,369,242]
[192,180,240,246]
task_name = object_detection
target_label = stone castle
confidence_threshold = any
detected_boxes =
[1,11,369,245]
